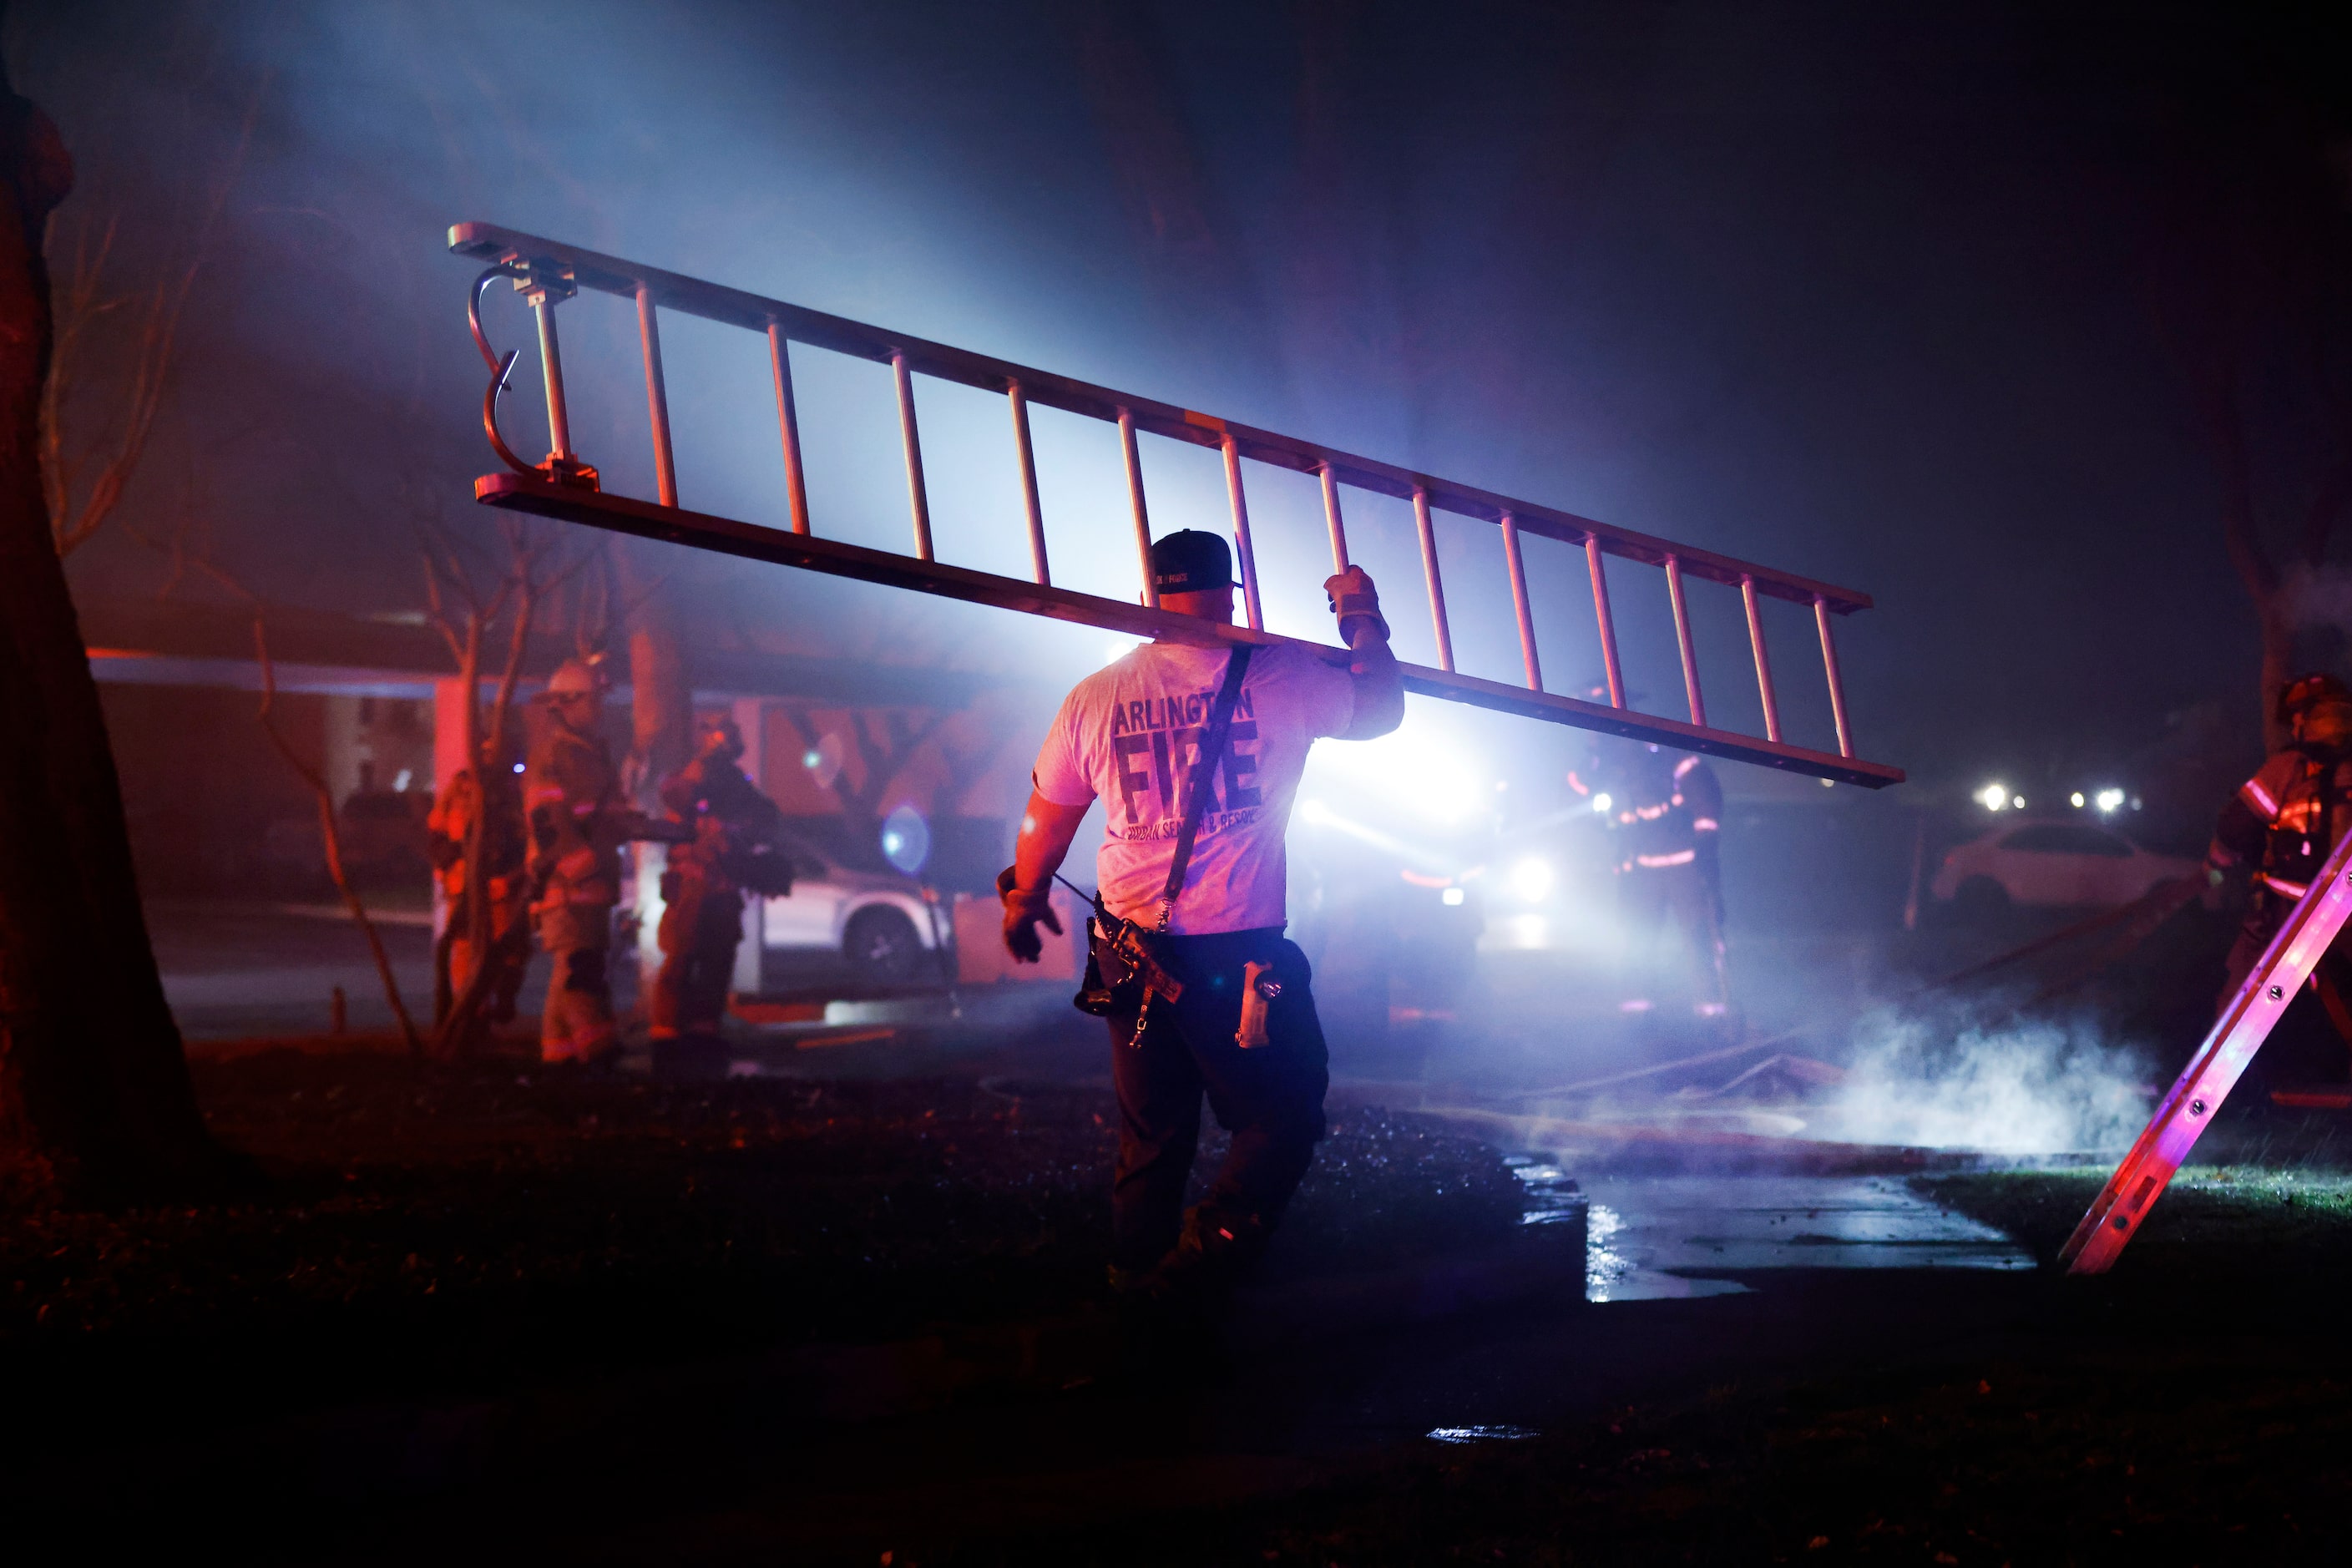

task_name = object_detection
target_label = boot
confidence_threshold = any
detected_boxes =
[1139,1203,1270,1310]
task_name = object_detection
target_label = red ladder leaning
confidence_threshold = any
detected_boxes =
[447,221,1904,790]
[2061,830,2352,1273]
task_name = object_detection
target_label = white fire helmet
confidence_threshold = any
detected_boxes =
[544,656,609,701]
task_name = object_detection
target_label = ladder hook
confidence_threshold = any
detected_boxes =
[470,264,535,478]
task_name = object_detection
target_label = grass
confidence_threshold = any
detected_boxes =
[1917,1166,2352,1272]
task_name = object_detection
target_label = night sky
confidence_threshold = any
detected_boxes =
[18,0,2350,792]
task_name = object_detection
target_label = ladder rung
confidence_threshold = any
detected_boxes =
[1118,407,1154,608]
[1007,378,1049,587]
[765,324,811,536]
[1499,510,1542,694]
[1222,434,1263,633]
[1319,462,1349,574]
[635,284,677,508]
[1665,554,1705,728]
[1742,575,1781,744]
[1413,486,1454,675]
[891,351,932,562]
[1586,535,1624,709]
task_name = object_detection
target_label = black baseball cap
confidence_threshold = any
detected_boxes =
[1150,529,1234,594]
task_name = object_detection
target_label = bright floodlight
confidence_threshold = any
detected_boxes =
[1592,792,1613,814]
[1306,713,1483,824]
[880,803,931,874]
[1979,783,2008,812]
[2096,787,2125,812]
[2071,792,2086,808]
[2012,795,2026,810]
[1510,857,1554,903]
[1441,887,1466,907]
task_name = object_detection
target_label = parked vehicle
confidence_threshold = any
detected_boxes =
[760,833,950,983]
[1930,819,2198,913]
[336,789,433,883]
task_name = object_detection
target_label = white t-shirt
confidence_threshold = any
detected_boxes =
[1033,640,1355,934]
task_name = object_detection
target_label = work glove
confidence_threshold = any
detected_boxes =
[997,864,1063,963]
[1323,564,1389,645]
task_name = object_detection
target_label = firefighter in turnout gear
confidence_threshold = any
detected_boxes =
[427,737,531,1029]
[1597,743,1729,1023]
[526,657,630,1065]
[2208,673,2352,1072]
[651,714,793,1043]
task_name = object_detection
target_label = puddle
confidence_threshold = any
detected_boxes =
[1578,1175,2034,1301]
[1506,1157,1587,1227]
[1427,1425,1540,1444]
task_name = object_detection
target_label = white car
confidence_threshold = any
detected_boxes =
[1930,820,2198,912]
[759,836,952,983]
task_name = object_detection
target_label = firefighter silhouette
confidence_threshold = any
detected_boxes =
[650,714,792,1044]
[2208,671,2352,1079]
[1585,741,1728,1024]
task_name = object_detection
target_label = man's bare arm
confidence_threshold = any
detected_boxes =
[1014,791,1089,894]
[1001,790,1090,961]
[1340,620,1404,740]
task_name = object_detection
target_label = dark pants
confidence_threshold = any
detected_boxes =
[1616,862,1727,1012]
[1105,927,1330,1276]
[653,887,743,1038]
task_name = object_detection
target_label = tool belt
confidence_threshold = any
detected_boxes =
[1075,907,1181,1016]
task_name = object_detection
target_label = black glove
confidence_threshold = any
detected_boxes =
[998,865,1062,963]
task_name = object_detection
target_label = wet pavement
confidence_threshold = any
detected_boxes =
[149,900,445,1039]
[1576,1173,2036,1301]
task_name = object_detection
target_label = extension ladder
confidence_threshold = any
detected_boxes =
[2060,830,2352,1273]
[446,222,1903,788]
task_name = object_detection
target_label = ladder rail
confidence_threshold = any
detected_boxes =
[449,222,1875,613]
[2061,832,2352,1273]
[474,472,1899,784]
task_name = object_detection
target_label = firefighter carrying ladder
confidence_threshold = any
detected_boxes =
[447,221,1903,788]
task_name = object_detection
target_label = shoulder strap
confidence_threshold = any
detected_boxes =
[1156,644,1255,932]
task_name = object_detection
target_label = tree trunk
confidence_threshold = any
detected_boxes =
[619,544,692,802]
[0,63,215,1200]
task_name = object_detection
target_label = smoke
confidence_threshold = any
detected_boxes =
[1822,1009,2154,1155]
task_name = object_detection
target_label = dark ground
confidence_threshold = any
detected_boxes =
[8,1039,2352,1564]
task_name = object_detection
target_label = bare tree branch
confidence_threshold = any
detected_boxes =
[43,67,267,557]
[252,618,424,1065]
